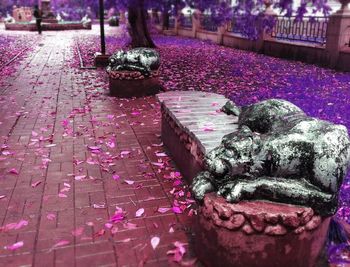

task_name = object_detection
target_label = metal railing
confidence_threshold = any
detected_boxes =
[179,15,192,29]
[271,16,328,45]
[226,17,247,36]
[200,15,218,32]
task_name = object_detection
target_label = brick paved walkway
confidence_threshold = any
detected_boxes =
[0,30,197,267]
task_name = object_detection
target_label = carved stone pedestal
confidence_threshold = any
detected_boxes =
[108,70,163,98]
[195,194,330,267]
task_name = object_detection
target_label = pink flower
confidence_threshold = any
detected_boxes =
[5,241,24,250]
[135,208,145,217]
[151,236,160,250]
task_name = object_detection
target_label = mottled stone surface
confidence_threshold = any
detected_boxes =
[193,99,350,216]
[107,48,160,77]
[195,193,331,267]
[202,193,320,235]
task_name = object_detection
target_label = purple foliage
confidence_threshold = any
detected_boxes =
[1,0,332,38]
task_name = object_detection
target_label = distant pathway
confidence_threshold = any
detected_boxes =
[0,31,196,267]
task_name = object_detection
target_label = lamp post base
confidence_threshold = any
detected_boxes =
[94,52,110,67]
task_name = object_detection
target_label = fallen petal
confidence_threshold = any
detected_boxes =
[53,240,70,248]
[9,168,19,175]
[47,213,56,220]
[151,236,160,250]
[124,179,135,185]
[135,208,145,218]
[31,180,42,188]
[5,241,24,250]
[158,207,171,214]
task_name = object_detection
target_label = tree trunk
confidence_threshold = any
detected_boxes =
[128,0,156,48]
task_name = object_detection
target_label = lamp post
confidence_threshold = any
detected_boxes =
[99,0,106,55]
[94,0,109,67]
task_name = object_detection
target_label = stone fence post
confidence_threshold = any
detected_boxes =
[217,24,227,45]
[257,1,277,51]
[192,10,202,38]
[325,0,350,68]
[174,13,181,35]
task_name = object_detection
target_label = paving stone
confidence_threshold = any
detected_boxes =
[0,28,198,266]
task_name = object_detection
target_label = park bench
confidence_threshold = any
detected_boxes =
[157,91,332,267]
[157,91,238,181]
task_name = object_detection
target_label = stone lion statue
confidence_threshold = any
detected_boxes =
[107,48,160,77]
[192,99,350,216]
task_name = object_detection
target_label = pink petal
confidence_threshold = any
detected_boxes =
[71,227,84,237]
[120,151,131,157]
[174,241,187,255]
[105,223,113,229]
[93,203,106,209]
[124,179,135,185]
[53,240,70,248]
[151,236,160,250]
[151,143,163,147]
[32,131,38,136]
[173,180,182,186]
[155,152,167,157]
[60,187,70,193]
[110,212,124,223]
[88,146,101,150]
[111,226,119,234]
[0,195,6,200]
[5,241,24,250]
[172,206,183,214]
[106,141,115,148]
[203,127,214,132]
[151,162,164,167]
[45,144,57,148]
[112,174,120,181]
[31,180,42,188]
[94,229,105,237]
[58,193,68,198]
[74,175,86,181]
[61,119,69,127]
[9,168,19,175]
[158,207,171,214]
[135,208,145,217]
[15,219,28,229]
[47,213,56,220]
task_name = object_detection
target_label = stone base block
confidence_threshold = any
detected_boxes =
[94,53,111,67]
[195,194,330,267]
[161,116,203,180]
[109,76,164,98]
[157,91,238,182]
